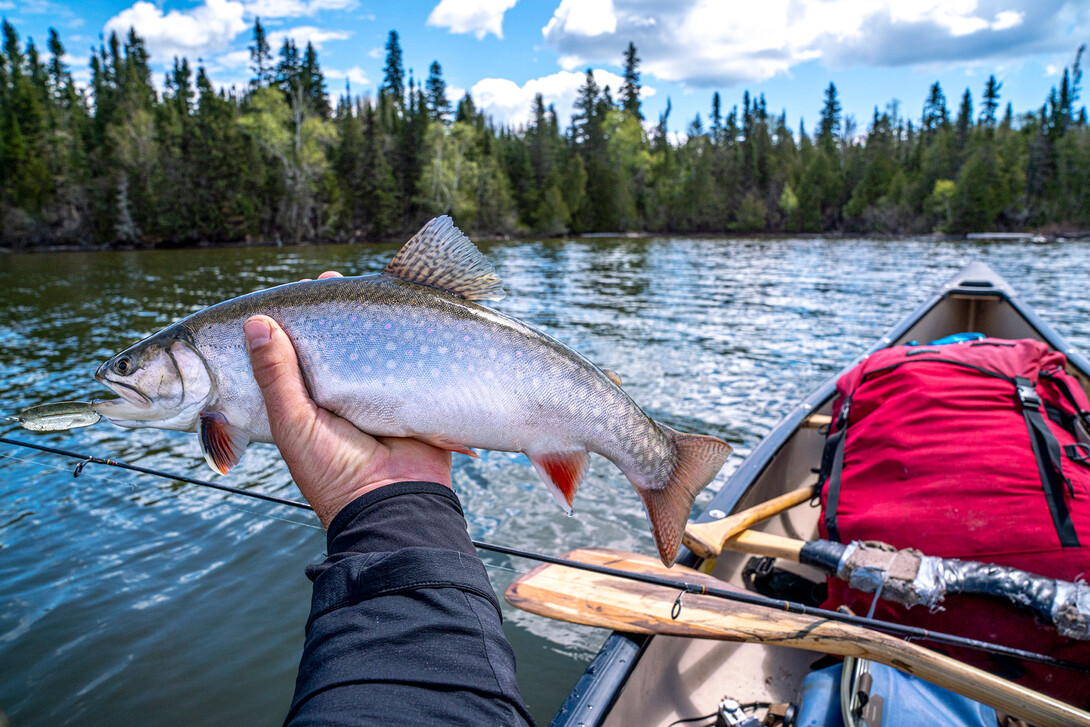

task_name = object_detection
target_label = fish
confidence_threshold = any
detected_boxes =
[9,400,102,431]
[93,216,732,565]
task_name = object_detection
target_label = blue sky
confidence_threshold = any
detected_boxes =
[4,0,1089,136]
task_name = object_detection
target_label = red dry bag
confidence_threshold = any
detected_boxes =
[817,337,1090,705]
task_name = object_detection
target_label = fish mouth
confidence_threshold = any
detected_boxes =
[94,367,154,422]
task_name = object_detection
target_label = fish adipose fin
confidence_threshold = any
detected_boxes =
[603,369,623,387]
[528,450,590,512]
[198,411,251,475]
[639,425,732,567]
[384,216,506,302]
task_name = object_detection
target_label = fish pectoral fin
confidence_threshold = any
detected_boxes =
[383,216,505,302]
[416,435,480,458]
[527,450,590,513]
[198,411,250,475]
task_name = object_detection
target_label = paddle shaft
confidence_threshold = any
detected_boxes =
[683,485,813,559]
[506,549,1090,727]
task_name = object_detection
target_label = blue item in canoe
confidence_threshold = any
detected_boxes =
[794,663,998,727]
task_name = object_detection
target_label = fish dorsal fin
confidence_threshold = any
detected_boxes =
[384,216,505,302]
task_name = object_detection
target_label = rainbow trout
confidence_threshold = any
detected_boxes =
[94,217,731,565]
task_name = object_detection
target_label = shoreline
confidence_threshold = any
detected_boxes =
[4,229,1089,255]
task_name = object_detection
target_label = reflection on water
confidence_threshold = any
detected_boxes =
[1,237,1088,724]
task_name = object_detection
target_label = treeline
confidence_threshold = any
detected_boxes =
[1,20,1089,249]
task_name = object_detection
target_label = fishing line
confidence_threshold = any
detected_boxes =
[1,434,1088,674]
[0,447,322,532]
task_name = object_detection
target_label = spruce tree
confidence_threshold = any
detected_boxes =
[425,61,450,122]
[249,19,272,88]
[620,41,642,119]
[381,30,405,107]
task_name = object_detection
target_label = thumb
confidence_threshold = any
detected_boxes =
[244,315,316,443]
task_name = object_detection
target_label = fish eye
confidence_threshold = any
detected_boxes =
[114,356,133,376]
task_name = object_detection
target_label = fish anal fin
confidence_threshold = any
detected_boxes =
[416,435,480,458]
[384,216,505,302]
[528,450,590,512]
[198,411,250,475]
[639,425,732,566]
[603,369,623,387]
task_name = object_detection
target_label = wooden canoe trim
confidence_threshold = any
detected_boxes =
[506,548,1090,727]
[803,414,832,428]
[682,484,813,559]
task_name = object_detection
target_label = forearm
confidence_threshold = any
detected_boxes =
[285,481,534,726]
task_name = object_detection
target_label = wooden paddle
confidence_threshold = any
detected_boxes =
[682,484,814,559]
[505,548,1090,727]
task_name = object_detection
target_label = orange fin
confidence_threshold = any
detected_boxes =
[417,435,480,458]
[198,411,250,475]
[603,369,623,387]
[527,450,590,512]
[638,424,732,566]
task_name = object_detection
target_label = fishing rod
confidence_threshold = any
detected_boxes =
[2,434,1088,675]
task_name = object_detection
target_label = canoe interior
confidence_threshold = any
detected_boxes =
[593,268,1090,727]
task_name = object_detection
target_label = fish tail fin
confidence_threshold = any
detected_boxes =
[638,424,732,567]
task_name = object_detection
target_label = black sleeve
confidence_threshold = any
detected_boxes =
[284,481,535,727]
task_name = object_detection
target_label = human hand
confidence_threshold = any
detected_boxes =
[243,272,453,528]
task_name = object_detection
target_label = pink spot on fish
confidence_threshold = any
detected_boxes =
[363,365,372,372]
[318,318,325,325]
[468,364,475,372]
[515,350,523,357]
[349,353,358,361]
[406,350,413,356]
[351,316,357,322]
[385,323,392,330]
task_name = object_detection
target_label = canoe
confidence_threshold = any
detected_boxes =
[547,261,1090,727]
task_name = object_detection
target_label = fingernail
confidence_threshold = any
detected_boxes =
[244,318,272,350]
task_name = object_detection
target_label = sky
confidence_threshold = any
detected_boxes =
[4,0,1090,136]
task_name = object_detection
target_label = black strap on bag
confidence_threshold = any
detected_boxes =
[818,398,850,543]
[1016,377,1080,547]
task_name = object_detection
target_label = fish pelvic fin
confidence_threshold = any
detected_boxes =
[528,450,590,512]
[384,216,505,302]
[639,425,732,567]
[198,411,250,475]
[416,435,480,458]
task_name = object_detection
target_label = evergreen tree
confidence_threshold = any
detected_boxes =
[620,42,642,119]
[381,30,405,106]
[300,43,329,118]
[425,61,450,122]
[249,19,272,88]
[817,82,841,153]
[980,75,1002,127]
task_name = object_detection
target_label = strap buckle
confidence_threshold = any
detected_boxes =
[1018,382,1042,409]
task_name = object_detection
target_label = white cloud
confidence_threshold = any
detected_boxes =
[218,49,252,67]
[541,0,1089,89]
[543,0,617,38]
[243,0,357,19]
[427,0,518,40]
[104,0,247,61]
[470,68,654,127]
[268,25,351,49]
[367,47,383,59]
[326,65,370,89]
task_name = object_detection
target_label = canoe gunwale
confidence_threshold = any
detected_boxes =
[547,262,1090,727]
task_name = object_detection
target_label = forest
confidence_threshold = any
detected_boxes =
[1,19,1089,249]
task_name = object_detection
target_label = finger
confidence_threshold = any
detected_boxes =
[244,316,316,445]
[317,271,343,279]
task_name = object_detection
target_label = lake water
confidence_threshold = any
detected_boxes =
[1,236,1089,725]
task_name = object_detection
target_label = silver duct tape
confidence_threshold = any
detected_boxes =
[1051,579,1090,640]
[908,556,945,609]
